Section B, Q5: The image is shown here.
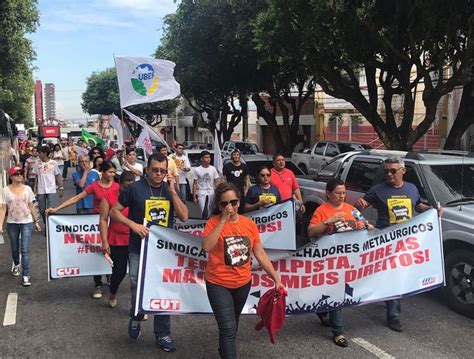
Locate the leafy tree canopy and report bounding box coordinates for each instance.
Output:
[0,0,39,125]
[255,0,474,150]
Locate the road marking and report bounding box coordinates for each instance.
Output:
[3,292,18,326]
[352,337,395,359]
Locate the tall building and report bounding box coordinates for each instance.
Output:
[34,80,43,126]
[44,83,56,122]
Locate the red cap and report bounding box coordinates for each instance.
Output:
[8,166,23,176]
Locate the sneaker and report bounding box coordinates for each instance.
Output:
[388,319,403,332]
[128,320,141,340]
[92,287,102,299]
[108,295,117,308]
[12,265,21,276]
[157,336,176,352]
[22,276,31,287]
[143,314,148,321]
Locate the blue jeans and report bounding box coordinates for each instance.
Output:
[129,251,171,338]
[206,281,251,359]
[63,160,70,179]
[329,309,343,336]
[37,193,57,224]
[178,183,187,202]
[385,299,401,322]
[7,222,34,276]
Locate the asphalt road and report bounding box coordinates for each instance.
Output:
[0,179,473,358]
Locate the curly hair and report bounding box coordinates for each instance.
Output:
[211,182,241,215]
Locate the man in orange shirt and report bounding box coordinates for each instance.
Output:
[270,153,305,213]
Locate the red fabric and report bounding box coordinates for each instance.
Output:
[85,181,120,213]
[105,148,115,162]
[105,190,129,246]
[255,288,287,344]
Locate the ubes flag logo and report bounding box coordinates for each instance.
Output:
[115,56,181,108]
[131,64,159,96]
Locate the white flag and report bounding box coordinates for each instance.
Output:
[214,129,223,175]
[123,109,171,150]
[136,127,153,156]
[109,113,124,147]
[115,56,181,108]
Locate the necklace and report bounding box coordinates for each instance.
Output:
[146,179,164,199]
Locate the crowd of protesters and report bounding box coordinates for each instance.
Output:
[1,136,443,358]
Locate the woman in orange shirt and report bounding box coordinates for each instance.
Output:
[308,178,372,348]
[203,182,284,359]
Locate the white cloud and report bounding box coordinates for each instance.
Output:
[106,0,177,17]
[41,5,134,32]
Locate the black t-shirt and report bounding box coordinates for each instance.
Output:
[118,177,174,253]
[223,162,248,196]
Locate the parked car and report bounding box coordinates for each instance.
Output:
[291,141,372,174]
[183,141,213,150]
[222,141,262,156]
[296,149,474,319]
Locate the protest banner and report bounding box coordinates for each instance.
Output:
[174,200,296,250]
[137,209,443,315]
[47,214,112,279]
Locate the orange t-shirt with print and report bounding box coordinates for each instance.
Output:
[310,202,365,235]
[203,215,261,288]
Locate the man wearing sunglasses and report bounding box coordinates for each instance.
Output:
[110,153,188,353]
[355,157,442,333]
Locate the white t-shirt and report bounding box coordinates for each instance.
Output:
[53,150,64,166]
[171,154,191,184]
[63,147,70,161]
[193,165,219,194]
[74,145,89,158]
[124,162,143,182]
[0,186,35,223]
[32,159,60,194]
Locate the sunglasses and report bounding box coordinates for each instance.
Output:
[150,168,168,174]
[384,168,403,175]
[92,151,100,155]
[219,199,239,207]
[260,173,271,177]
[12,172,24,176]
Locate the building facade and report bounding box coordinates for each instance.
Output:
[44,83,56,123]
[34,80,43,126]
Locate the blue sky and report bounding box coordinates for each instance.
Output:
[29,0,177,120]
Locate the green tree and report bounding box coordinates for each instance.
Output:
[157,1,251,146]
[158,0,314,153]
[0,0,39,125]
[81,68,179,138]
[255,0,474,150]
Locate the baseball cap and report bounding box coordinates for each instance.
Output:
[8,166,23,176]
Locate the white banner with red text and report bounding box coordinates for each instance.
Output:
[174,200,296,250]
[136,209,444,314]
[47,214,112,279]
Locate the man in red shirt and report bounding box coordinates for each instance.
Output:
[270,153,305,213]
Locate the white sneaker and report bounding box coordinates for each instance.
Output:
[22,276,31,286]
[12,265,21,276]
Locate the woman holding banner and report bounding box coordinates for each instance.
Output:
[99,171,135,308]
[308,178,372,347]
[202,182,284,359]
[46,161,119,298]
[245,166,281,212]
